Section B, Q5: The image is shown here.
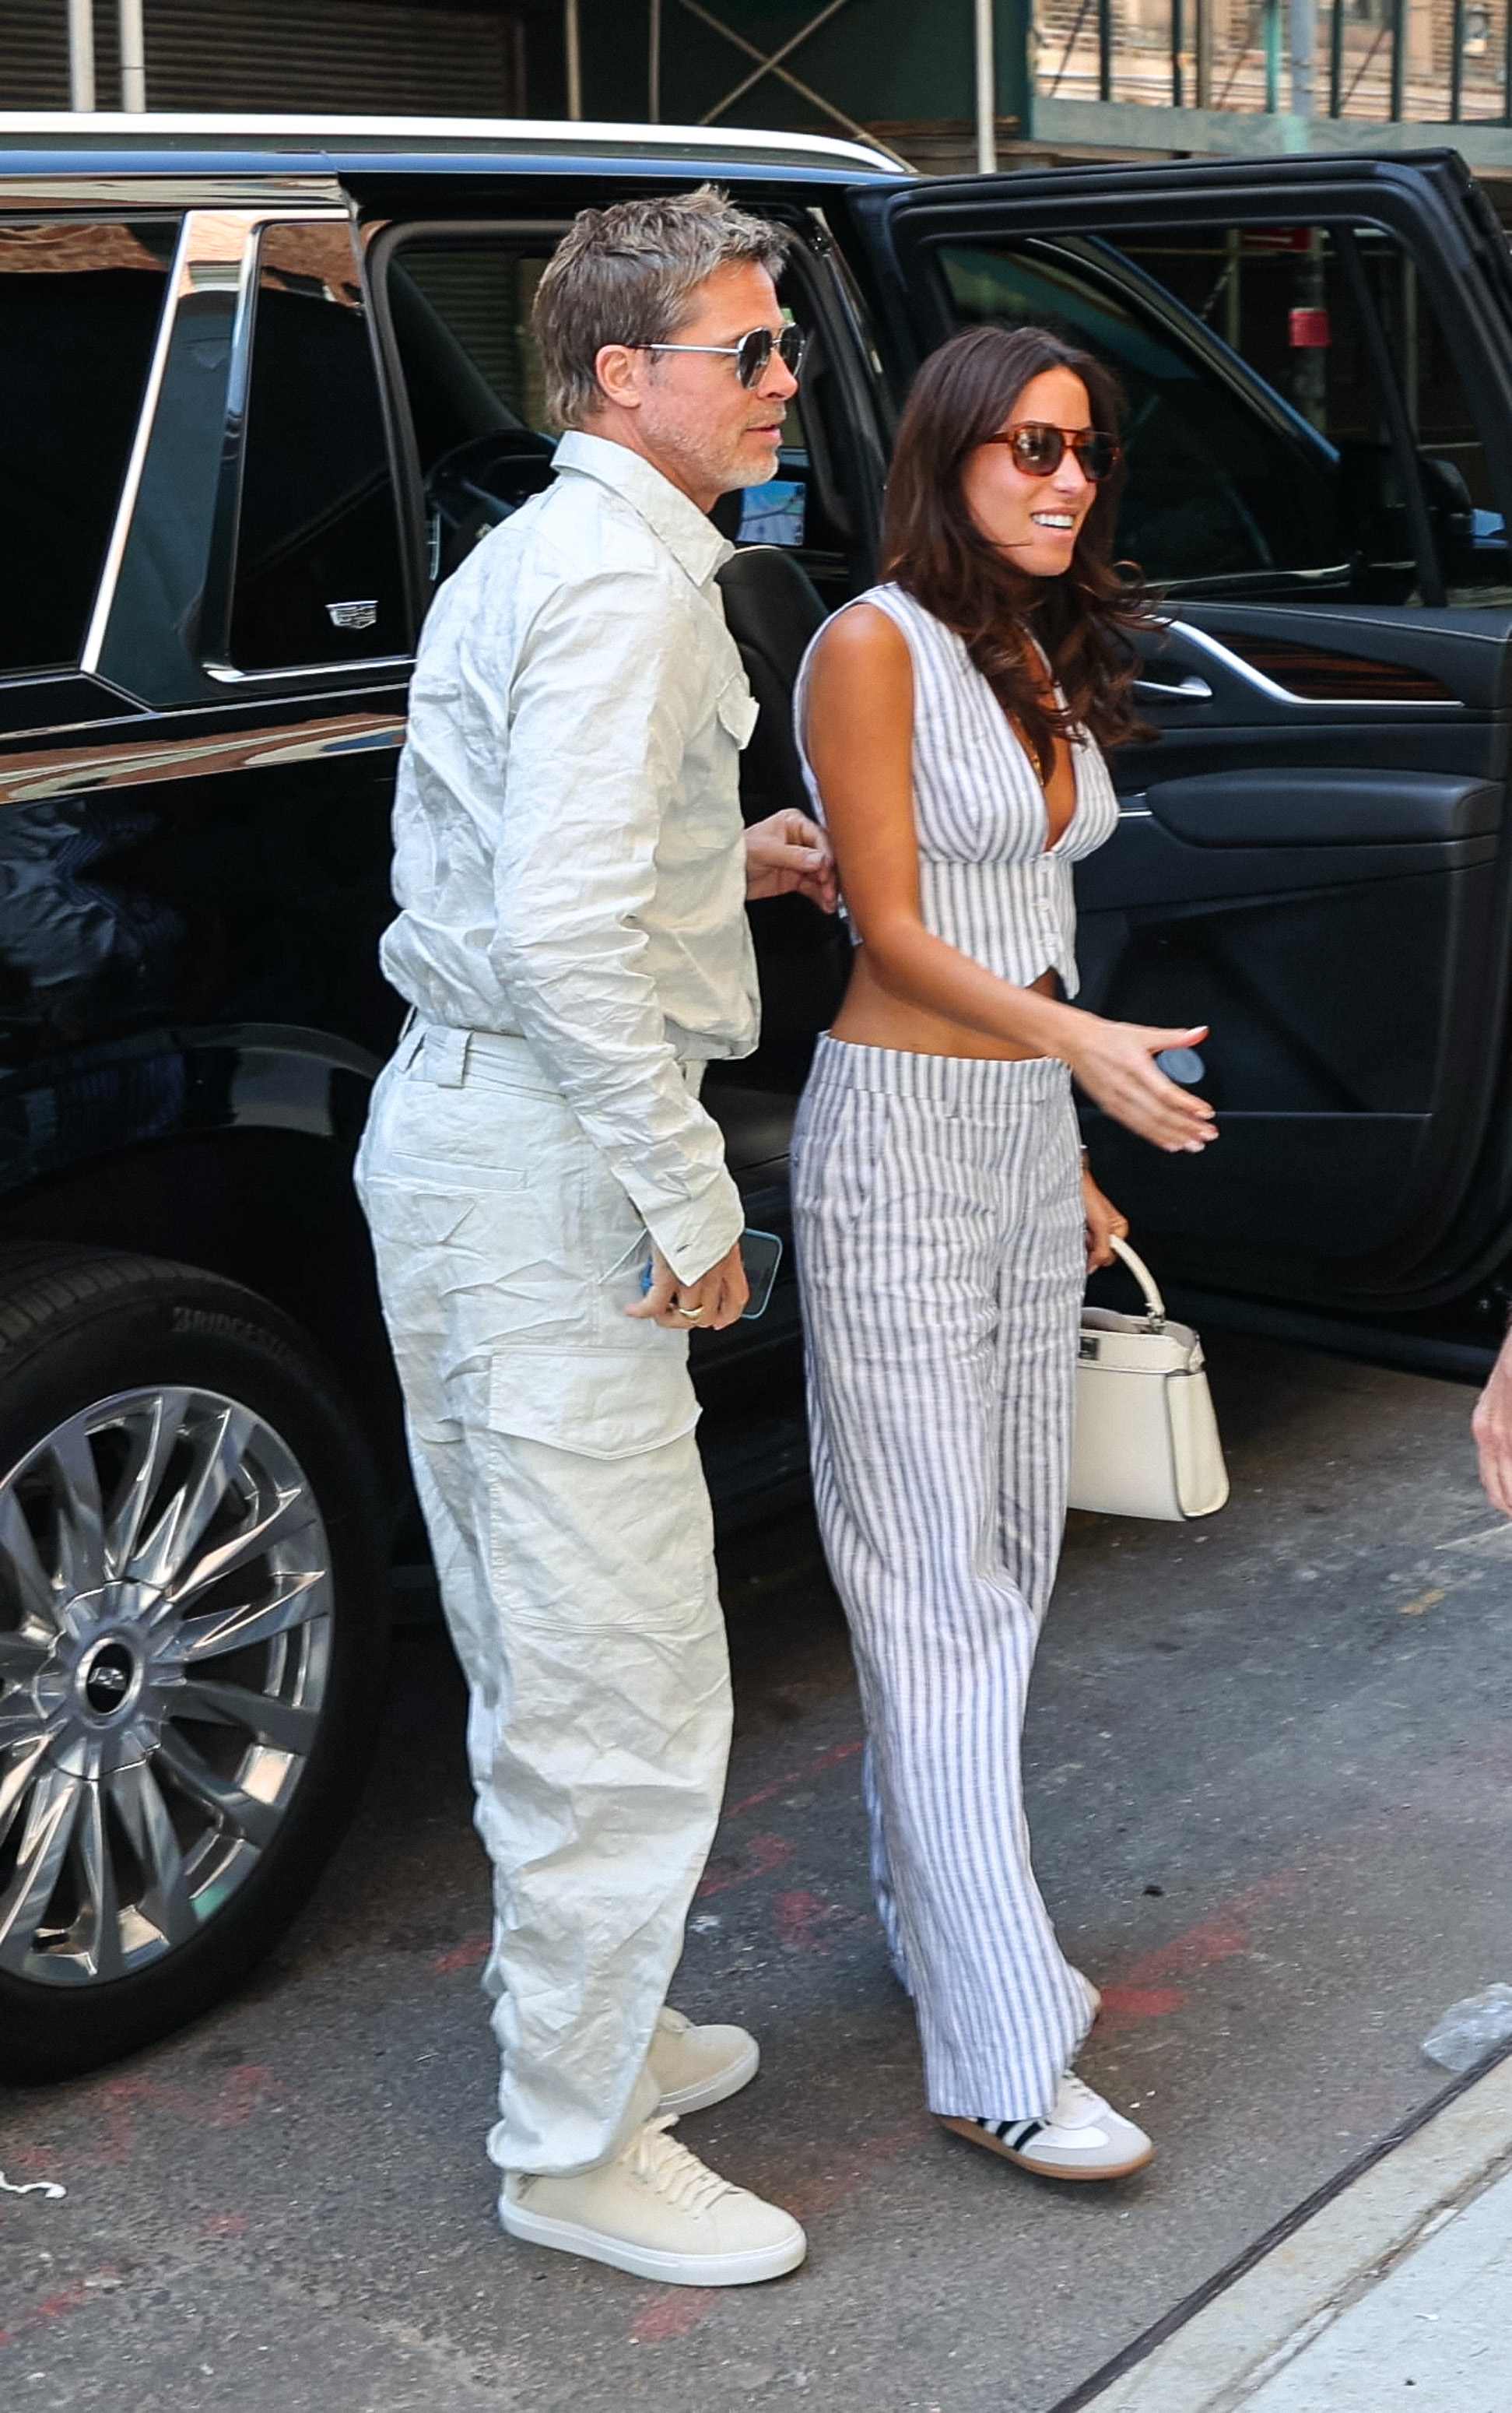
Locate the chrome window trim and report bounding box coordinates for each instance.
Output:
[1163,619,1465,710]
[79,205,353,690]
[199,206,356,669]
[77,209,191,676]
[203,209,412,684]
[205,656,412,687]
[0,175,345,211]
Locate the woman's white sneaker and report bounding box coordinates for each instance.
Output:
[648,2005,760,2115]
[941,2074,1152,2181]
[500,2115,807,2285]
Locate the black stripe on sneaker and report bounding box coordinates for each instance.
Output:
[1007,2120,1046,2152]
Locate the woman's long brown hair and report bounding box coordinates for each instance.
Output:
[882,323,1155,767]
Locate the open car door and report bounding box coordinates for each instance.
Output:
[838,153,1512,1319]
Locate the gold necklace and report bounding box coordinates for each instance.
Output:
[1012,714,1047,787]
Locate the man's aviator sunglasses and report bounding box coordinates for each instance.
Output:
[632,323,808,389]
[986,423,1122,482]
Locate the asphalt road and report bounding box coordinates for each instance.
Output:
[3,1333,1511,2412]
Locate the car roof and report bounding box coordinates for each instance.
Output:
[0,110,902,185]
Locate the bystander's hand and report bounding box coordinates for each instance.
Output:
[626,1240,748,1332]
[1472,1329,1512,1515]
[744,809,837,911]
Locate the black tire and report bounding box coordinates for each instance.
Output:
[0,1249,389,2082]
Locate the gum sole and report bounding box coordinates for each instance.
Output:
[656,2036,761,2117]
[939,2114,1153,2182]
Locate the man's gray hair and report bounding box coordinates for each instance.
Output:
[533,184,793,432]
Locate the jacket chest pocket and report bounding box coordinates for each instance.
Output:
[668,675,759,859]
[716,675,759,752]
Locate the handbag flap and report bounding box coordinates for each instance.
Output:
[1079,1310,1203,1375]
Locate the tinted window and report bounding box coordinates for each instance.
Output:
[391,244,554,457]
[384,241,562,589]
[228,223,407,671]
[387,237,857,602]
[939,223,1506,608]
[0,219,175,676]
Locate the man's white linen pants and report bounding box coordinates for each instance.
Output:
[355,1023,732,2177]
[791,1035,1096,2129]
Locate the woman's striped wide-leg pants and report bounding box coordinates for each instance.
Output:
[791,1034,1096,2124]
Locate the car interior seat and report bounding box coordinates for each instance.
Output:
[715,546,851,1082]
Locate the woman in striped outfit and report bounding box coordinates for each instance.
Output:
[791,325,1217,2183]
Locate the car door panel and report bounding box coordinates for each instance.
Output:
[1077,857,1500,1277]
[1078,824,1497,917]
[1139,768,1500,848]
[843,157,1512,1306]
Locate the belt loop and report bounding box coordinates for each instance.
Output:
[395,1008,424,1074]
[430,1026,469,1088]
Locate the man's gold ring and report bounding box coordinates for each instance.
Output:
[675,1304,705,1321]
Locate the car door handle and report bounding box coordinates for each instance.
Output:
[1134,674,1213,704]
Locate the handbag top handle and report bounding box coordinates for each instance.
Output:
[1107,1233,1167,1330]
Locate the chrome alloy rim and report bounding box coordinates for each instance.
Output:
[0,1389,332,1988]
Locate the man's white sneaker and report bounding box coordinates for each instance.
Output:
[942,2074,1152,2181]
[649,2005,760,2116]
[500,2116,806,2286]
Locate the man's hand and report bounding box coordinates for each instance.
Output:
[626,1240,748,1333]
[1472,1329,1512,1515]
[744,809,837,911]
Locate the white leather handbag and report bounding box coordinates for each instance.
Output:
[1068,1235,1229,1522]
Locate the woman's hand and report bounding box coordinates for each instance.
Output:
[1058,1018,1217,1154]
[625,1240,749,1333]
[1472,1331,1512,1516]
[1082,1168,1128,1272]
[744,809,838,911]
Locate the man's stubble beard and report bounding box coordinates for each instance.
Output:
[651,410,779,504]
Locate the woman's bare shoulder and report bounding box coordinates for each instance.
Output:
[809,599,911,686]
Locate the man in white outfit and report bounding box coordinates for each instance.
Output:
[355,188,834,2285]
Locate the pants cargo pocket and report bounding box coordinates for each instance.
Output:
[483,1347,713,1635]
[488,1348,697,1462]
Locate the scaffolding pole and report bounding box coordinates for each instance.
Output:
[68,0,95,110]
[974,0,996,172]
[564,0,583,118]
[1291,0,1315,114]
[118,0,146,109]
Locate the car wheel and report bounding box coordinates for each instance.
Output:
[0,1249,389,2082]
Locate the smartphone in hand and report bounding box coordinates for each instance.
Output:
[640,1228,784,1320]
[737,1228,783,1319]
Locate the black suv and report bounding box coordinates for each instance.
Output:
[5,114,1512,2081]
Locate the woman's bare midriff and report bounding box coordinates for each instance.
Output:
[830,953,1062,1061]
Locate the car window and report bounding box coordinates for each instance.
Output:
[938,223,1507,609]
[383,230,868,607]
[226,223,408,672]
[381,238,560,588]
[0,219,177,678]
[391,244,554,447]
